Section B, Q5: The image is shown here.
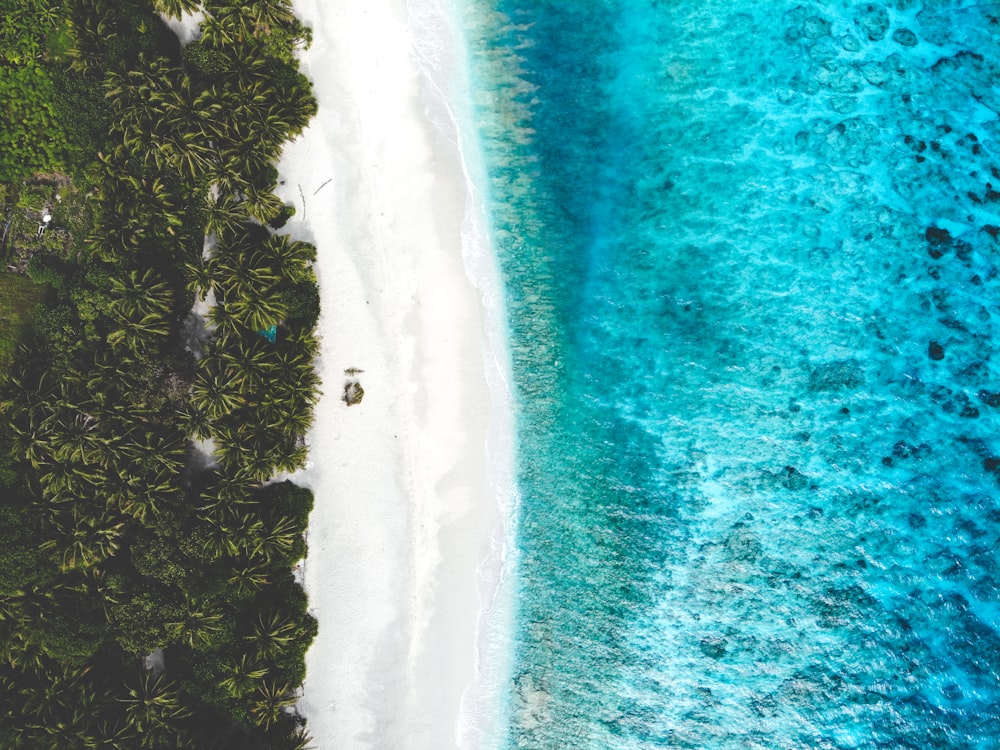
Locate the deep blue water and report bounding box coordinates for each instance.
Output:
[460,1,1000,747]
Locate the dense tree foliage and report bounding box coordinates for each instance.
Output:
[0,0,112,182]
[0,1,321,747]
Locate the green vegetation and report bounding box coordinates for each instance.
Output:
[0,0,64,65]
[0,273,47,368]
[0,1,322,747]
[0,0,111,183]
[0,64,69,182]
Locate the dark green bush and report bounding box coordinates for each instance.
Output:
[33,592,109,668]
[182,40,230,78]
[0,504,59,595]
[52,69,112,161]
[257,481,314,529]
[267,203,295,229]
[280,279,320,330]
[0,0,64,66]
[0,64,68,181]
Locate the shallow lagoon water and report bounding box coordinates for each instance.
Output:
[458,1,1000,747]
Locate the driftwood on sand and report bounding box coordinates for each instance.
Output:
[343,368,364,405]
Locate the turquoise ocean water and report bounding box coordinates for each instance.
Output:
[457,1,1000,747]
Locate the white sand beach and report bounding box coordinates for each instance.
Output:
[273,1,510,748]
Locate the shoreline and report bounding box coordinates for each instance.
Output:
[276,1,511,747]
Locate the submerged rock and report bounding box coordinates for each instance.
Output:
[928,341,945,360]
[892,28,919,47]
[853,3,890,41]
[724,522,764,562]
[808,359,864,391]
[803,15,832,39]
[779,465,809,490]
[699,635,728,659]
[926,225,952,246]
[977,389,1000,407]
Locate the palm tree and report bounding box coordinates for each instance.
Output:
[106,58,177,132]
[248,681,296,729]
[239,184,286,223]
[210,247,280,302]
[6,405,52,469]
[107,59,218,187]
[225,562,271,598]
[171,134,216,183]
[0,595,25,625]
[283,325,320,357]
[286,727,314,750]
[243,0,295,35]
[268,347,311,378]
[206,303,242,340]
[115,471,179,524]
[218,653,268,698]
[43,509,125,571]
[184,259,214,298]
[200,505,264,560]
[116,430,187,476]
[246,106,297,155]
[215,120,279,179]
[256,391,314,436]
[266,348,321,403]
[213,423,290,480]
[120,118,182,174]
[65,1,120,73]
[198,466,258,508]
[19,672,101,746]
[104,61,157,113]
[161,84,220,179]
[69,567,121,609]
[105,174,185,244]
[274,436,309,476]
[203,193,247,239]
[274,80,317,139]
[118,673,190,748]
[262,235,316,281]
[216,334,272,394]
[37,460,101,505]
[0,364,54,422]
[226,293,287,333]
[152,0,201,20]
[245,610,299,657]
[215,48,269,88]
[203,2,294,44]
[93,719,137,750]
[110,269,175,322]
[252,515,300,563]
[190,364,242,421]
[205,158,252,198]
[42,410,111,468]
[179,402,213,440]
[165,597,224,648]
[106,312,172,353]
[0,625,46,673]
[226,75,273,112]
[199,12,236,48]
